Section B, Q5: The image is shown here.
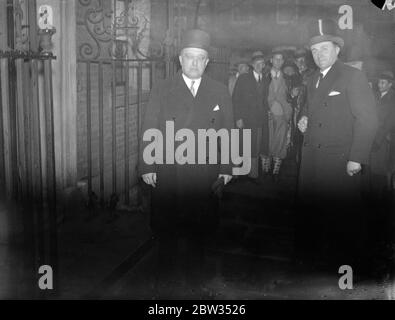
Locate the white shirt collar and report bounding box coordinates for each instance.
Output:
[253,70,263,82]
[320,66,332,78]
[270,68,282,80]
[182,74,202,93]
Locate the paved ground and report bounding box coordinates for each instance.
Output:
[93,160,394,300]
[1,159,394,299]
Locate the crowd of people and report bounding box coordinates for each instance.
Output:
[229,33,395,201]
[140,19,395,294]
[231,48,314,182]
[229,19,395,273]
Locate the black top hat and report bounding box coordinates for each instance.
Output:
[180,29,210,52]
[307,18,344,48]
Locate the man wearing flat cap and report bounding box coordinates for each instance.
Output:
[296,19,379,270]
[139,29,234,295]
[232,50,270,181]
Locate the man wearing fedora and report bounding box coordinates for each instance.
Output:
[140,29,234,295]
[296,19,379,270]
[228,59,250,96]
[232,50,270,182]
[367,71,395,265]
[294,48,315,85]
[370,71,395,199]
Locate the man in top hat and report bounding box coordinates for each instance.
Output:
[296,19,378,270]
[232,50,270,182]
[140,29,234,295]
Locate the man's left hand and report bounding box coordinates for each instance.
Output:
[347,161,362,176]
[219,174,232,185]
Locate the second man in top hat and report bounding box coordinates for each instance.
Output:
[296,18,379,269]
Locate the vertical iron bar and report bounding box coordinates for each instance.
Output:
[0,57,13,199]
[43,57,58,294]
[86,62,92,198]
[15,57,27,200]
[6,0,14,49]
[136,62,144,208]
[98,61,104,206]
[150,61,155,90]
[0,57,5,197]
[30,57,44,299]
[23,60,32,201]
[112,61,117,195]
[137,62,143,174]
[6,1,17,201]
[22,58,35,298]
[124,61,130,205]
[27,0,38,52]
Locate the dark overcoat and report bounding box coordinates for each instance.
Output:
[139,71,234,234]
[298,60,378,203]
[232,71,270,156]
[370,89,395,176]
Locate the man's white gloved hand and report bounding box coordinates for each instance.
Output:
[142,173,157,187]
[219,174,232,185]
[347,161,362,177]
[298,116,308,133]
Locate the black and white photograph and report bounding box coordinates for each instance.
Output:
[1,0,395,302]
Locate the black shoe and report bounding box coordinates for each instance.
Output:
[249,177,261,185]
[261,172,271,180]
[272,174,280,183]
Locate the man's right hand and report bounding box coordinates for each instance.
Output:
[142,173,157,188]
[236,119,244,129]
[298,116,308,133]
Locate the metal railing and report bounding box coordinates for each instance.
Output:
[76,58,167,210]
[0,49,58,296]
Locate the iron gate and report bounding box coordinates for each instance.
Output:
[0,0,58,297]
[76,0,231,211]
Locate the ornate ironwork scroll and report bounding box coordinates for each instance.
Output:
[77,0,113,59]
[77,0,165,60]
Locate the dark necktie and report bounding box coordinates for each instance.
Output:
[190,81,196,97]
[316,73,324,89]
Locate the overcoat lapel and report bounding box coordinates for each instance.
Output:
[246,71,261,93]
[168,72,195,128]
[310,60,341,113]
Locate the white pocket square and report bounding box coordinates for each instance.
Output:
[213,105,220,111]
[329,91,341,96]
